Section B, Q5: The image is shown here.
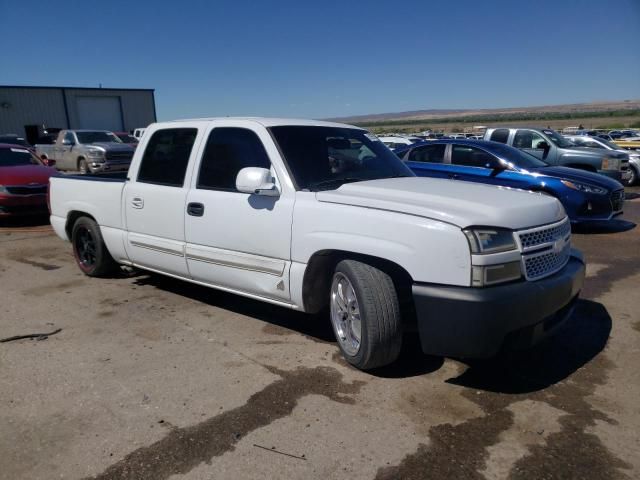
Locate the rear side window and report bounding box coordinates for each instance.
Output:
[451,145,499,168]
[408,144,446,163]
[197,128,271,191]
[137,128,197,186]
[490,129,510,144]
[513,130,547,149]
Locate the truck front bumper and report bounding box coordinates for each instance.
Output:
[412,253,585,358]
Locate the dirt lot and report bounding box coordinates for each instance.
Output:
[1,188,639,480]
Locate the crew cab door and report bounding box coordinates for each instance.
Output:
[59,131,76,170]
[123,126,201,277]
[184,124,294,302]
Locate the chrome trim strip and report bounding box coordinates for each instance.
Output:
[129,240,184,257]
[185,253,285,276]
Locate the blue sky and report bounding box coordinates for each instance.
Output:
[2,0,639,120]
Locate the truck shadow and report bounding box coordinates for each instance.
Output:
[132,273,336,343]
[445,299,611,394]
[132,274,609,388]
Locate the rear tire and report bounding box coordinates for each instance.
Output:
[71,217,118,277]
[78,158,89,175]
[625,166,638,186]
[330,259,402,370]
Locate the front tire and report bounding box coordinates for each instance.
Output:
[71,217,118,277]
[330,260,402,370]
[78,158,89,175]
[625,166,638,186]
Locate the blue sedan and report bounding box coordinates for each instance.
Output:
[393,139,625,224]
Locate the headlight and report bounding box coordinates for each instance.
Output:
[601,157,620,170]
[0,185,7,193]
[87,148,105,158]
[463,228,517,254]
[560,180,607,195]
[471,262,522,287]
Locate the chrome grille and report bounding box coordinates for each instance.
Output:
[611,189,624,212]
[524,242,571,280]
[105,152,133,162]
[518,218,571,281]
[518,218,571,251]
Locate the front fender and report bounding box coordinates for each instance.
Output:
[291,195,471,287]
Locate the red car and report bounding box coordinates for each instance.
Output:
[0,144,59,217]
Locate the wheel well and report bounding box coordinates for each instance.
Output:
[302,250,415,319]
[565,163,597,172]
[65,211,96,239]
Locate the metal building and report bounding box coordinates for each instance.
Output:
[0,85,156,144]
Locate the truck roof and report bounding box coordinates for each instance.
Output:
[169,117,362,129]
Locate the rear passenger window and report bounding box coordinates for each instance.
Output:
[490,129,510,144]
[197,128,271,191]
[451,145,499,168]
[137,128,197,186]
[408,144,446,163]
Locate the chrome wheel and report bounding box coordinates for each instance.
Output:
[79,159,88,174]
[330,273,362,356]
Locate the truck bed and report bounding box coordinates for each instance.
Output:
[49,174,127,242]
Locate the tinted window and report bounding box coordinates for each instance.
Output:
[197,128,271,191]
[451,145,499,168]
[269,126,412,191]
[490,129,510,143]
[0,148,41,166]
[63,131,75,144]
[76,131,121,144]
[137,128,197,186]
[408,144,446,163]
[513,130,547,149]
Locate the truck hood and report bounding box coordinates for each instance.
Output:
[316,177,566,230]
[89,142,135,153]
[568,147,627,159]
[529,166,623,190]
[0,164,59,185]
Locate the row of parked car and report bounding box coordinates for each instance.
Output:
[0,123,635,223]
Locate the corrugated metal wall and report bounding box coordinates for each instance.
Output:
[0,87,156,137]
[0,87,68,134]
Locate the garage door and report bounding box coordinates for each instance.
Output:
[75,96,123,131]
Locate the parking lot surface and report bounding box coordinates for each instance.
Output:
[1,188,639,480]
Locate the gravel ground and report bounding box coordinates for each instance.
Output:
[1,187,638,480]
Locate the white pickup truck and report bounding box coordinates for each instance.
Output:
[49,118,585,370]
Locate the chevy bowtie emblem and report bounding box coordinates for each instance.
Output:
[553,237,565,254]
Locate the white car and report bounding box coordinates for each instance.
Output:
[566,135,638,185]
[379,136,420,149]
[49,117,585,370]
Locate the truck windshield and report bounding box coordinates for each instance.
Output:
[269,126,413,191]
[0,148,41,166]
[542,129,575,148]
[76,131,122,144]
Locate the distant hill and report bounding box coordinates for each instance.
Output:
[328,100,640,124]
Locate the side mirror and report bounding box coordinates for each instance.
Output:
[44,158,56,167]
[62,139,74,146]
[537,141,550,150]
[236,167,279,196]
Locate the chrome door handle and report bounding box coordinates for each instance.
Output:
[131,197,144,209]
